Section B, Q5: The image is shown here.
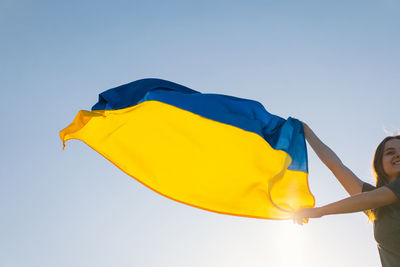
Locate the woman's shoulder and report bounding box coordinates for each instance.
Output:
[385,177,400,200]
[362,179,400,200]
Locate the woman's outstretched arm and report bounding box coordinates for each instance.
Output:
[293,186,399,225]
[302,122,364,196]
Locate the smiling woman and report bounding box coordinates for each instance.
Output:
[294,124,400,267]
[378,137,400,183]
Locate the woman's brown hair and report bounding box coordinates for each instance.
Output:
[369,135,400,220]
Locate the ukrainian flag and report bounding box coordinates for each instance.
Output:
[60,78,314,219]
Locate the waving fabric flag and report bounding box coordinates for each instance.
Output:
[60,78,315,219]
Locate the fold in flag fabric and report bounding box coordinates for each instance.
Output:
[60,78,315,219]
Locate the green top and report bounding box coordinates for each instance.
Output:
[363,177,400,267]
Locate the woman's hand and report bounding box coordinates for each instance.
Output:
[293,207,324,225]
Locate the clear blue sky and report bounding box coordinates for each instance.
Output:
[1,1,399,266]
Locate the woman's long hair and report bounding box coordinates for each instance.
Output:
[369,135,400,220]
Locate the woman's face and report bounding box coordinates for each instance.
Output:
[382,138,400,182]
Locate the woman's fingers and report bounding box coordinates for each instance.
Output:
[292,214,306,225]
[293,208,317,225]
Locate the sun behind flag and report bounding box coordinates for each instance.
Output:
[60,78,315,219]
